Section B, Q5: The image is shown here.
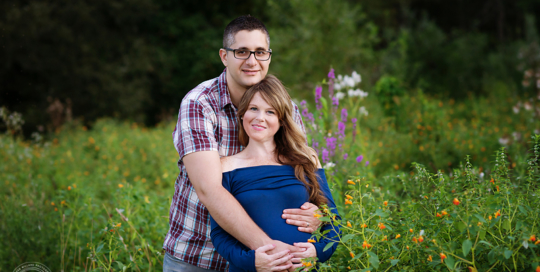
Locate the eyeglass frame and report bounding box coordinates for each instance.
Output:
[223,47,273,61]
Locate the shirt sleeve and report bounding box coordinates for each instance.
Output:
[312,169,341,263]
[209,172,256,271]
[172,98,218,161]
[291,100,306,135]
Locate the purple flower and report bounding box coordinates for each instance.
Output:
[338,122,346,137]
[341,108,348,122]
[300,100,307,108]
[365,161,369,166]
[356,155,363,163]
[322,148,329,163]
[343,153,348,160]
[351,117,357,124]
[332,96,339,106]
[315,86,322,103]
[326,137,337,150]
[328,68,335,79]
[302,108,309,118]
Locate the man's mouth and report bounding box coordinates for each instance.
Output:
[243,69,259,75]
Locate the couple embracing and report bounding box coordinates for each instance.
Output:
[163,15,341,272]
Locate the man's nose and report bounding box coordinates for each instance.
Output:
[245,53,257,65]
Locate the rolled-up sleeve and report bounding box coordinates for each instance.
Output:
[173,99,218,161]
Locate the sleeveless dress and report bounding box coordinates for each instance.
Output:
[209,165,340,272]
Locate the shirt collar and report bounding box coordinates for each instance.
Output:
[218,69,235,110]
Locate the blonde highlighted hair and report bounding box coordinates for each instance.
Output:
[237,75,327,206]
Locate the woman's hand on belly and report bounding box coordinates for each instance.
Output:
[255,244,293,272]
[290,242,317,270]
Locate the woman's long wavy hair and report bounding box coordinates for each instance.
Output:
[237,75,327,206]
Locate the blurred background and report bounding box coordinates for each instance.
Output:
[2,0,540,136]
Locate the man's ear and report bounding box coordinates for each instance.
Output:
[219,49,228,67]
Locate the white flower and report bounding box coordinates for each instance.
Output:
[498,137,509,146]
[512,105,519,114]
[512,132,521,141]
[334,82,342,91]
[323,162,336,169]
[359,106,369,116]
[337,74,343,81]
[419,230,424,236]
[352,71,362,84]
[343,75,355,88]
[524,101,533,111]
[479,172,484,179]
[335,92,345,100]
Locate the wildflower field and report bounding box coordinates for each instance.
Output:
[1,69,540,271]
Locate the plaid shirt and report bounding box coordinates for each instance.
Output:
[163,70,305,271]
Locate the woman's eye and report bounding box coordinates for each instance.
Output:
[250,107,257,111]
[267,111,275,115]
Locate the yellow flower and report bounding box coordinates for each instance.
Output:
[345,199,353,205]
[395,234,401,239]
[116,223,121,227]
[347,180,355,185]
[118,184,124,188]
[427,255,433,262]
[308,239,316,243]
[313,213,322,218]
[302,261,312,267]
[347,221,352,228]
[345,195,353,200]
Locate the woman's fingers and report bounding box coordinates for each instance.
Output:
[291,257,303,263]
[270,253,293,270]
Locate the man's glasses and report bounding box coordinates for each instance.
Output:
[224,47,272,61]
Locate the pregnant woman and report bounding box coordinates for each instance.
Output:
[210,75,340,271]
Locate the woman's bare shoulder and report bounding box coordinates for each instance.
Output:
[220,154,245,173]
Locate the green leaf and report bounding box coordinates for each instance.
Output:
[367,251,380,269]
[503,248,513,259]
[375,209,389,218]
[456,221,466,232]
[474,214,486,223]
[518,205,527,215]
[479,230,486,240]
[390,259,399,266]
[479,240,493,248]
[323,242,335,252]
[319,217,331,223]
[445,254,455,270]
[462,239,473,257]
[503,220,511,230]
[96,242,104,254]
[341,234,355,243]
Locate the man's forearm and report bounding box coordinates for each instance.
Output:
[200,185,272,250]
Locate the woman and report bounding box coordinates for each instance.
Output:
[210,75,340,272]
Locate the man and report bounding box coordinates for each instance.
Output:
[163,15,321,271]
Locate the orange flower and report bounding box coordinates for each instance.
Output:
[350,251,355,258]
[347,221,352,228]
[418,236,424,243]
[116,223,121,227]
[453,198,460,205]
[395,234,401,239]
[345,199,353,205]
[530,235,536,242]
[362,241,372,248]
[60,200,66,205]
[477,222,482,226]
[536,266,540,272]
[409,228,413,233]
[496,185,499,192]
[412,237,418,243]
[535,240,540,245]
[313,213,322,218]
[378,222,386,230]
[436,213,442,218]
[51,202,55,206]
[346,195,353,199]
[440,253,447,262]
[382,236,388,241]
[489,178,494,184]
[308,239,316,243]
[383,201,388,206]
[441,210,448,216]
[110,229,115,232]
[118,184,124,188]
[361,223,367,228]
[54,208,58,211]
[406,245,409,250]
[347,180,355,185]
[494,209,501,218]
[302,261,312,267]
[68,186,72,191]
[488,215,492,220]
[427,255,433,262]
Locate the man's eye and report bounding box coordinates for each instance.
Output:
[237,50,247,54]
[256,51,266,55]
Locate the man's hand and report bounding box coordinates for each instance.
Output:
[282,202,321,233]
[255,244,293,272]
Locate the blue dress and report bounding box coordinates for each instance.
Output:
[209,165,340,272]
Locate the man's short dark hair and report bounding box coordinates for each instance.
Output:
[223,15,270,48]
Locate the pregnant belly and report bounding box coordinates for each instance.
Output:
[236,187,312,245]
